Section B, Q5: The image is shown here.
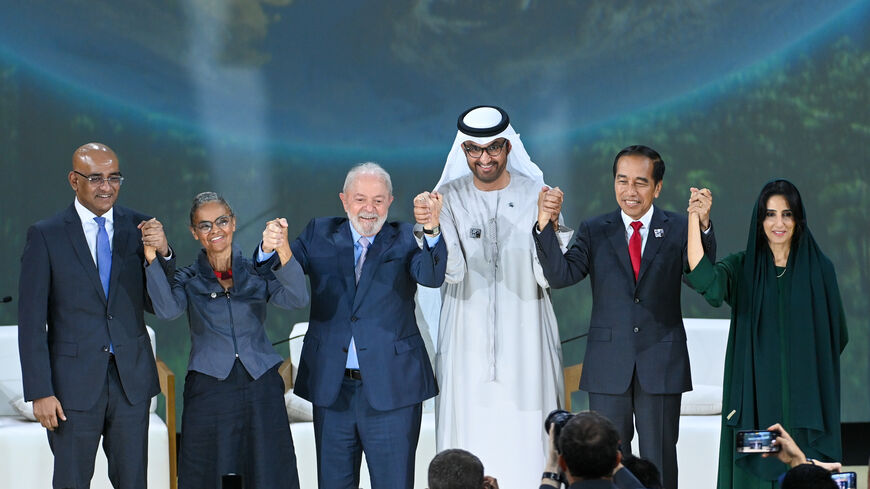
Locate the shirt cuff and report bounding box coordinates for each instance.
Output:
[257,242,276,263]
[424,234,441,248]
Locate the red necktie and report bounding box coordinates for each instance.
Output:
[629,221,643,281]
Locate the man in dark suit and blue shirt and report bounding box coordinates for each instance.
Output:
[533,145,715,489]
[18,142,173,488]
[290,162,447,489]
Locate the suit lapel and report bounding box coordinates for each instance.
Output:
[63,204,107,305]
[637,207,667,284]
[108,207,131,304]
[333,224,356,304]
[605,210,634,281]
[352,224,397,313]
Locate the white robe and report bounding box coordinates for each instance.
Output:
[434,173,571,489]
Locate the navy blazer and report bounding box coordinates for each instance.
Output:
[18,204,164,410]
[534,207,715,395]
[290,217,446,411]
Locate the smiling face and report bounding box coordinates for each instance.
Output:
[463,138,511,190]
[613,154,662,220]
[190,201,236,254]
[69,144,121,216]
[339,172,393,236]
[762,194,795,248]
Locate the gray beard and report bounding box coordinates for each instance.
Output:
[348,211,387,237]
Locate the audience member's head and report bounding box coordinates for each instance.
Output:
[781,464,837,489]
[428,449,484,489]
[558,411,621,480]
[622,454,663,489]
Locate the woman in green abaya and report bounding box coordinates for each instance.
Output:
[685,179,848,489]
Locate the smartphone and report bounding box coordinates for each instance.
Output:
[831,472,857,489]
[735,430,780,453]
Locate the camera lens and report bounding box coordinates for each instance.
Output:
[544,409,574,442]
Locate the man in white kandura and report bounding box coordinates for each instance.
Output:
[414,105,572,489]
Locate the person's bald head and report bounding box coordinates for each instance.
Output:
[68,142,123,216]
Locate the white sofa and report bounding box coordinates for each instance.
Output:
[284,322,437,489]
[0,325,177,489]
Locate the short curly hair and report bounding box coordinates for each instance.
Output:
[428,449,484,489]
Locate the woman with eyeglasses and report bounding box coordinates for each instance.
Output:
[144,192,308,489]
[685,180,848,489]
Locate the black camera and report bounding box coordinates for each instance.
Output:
[544,409,575,443]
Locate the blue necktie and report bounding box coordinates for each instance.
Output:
[94,216,112,298]
[346,236,371,369]
[355,236,370,284]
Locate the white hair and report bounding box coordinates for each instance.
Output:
[343,162,393,195]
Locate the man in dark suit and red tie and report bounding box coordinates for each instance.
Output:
[533,145,716,489]
[289,162,447,489]
[18,142,172,488]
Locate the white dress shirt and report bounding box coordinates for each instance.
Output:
[74,197,113,265]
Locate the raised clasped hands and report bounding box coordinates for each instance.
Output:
[413,191,443,231]
[138,218,169,263]
[687,187,713,231]
[537,186,563,231]
[262,218,292,265]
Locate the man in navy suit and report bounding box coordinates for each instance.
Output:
[290,162,447,489]
[533,145,715,489]
[18,142,172,488]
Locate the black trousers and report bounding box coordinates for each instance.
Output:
[589,368,682,489]
[48,357,150,489]
[179,360,300,489]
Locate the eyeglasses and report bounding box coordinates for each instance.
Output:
[194,215,234,233]
[73,170,125,186]
[463,140,507,158]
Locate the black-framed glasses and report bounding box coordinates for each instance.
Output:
[463,140,507,158]
[195,215,234,233]
[73,170,124,186]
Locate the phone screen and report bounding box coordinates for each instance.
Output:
[831,472,857,489]
[735,430,780,453]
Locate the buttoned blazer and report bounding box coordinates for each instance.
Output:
[534,207,715,394]
[18,204,164,410]
[290,217,446,411]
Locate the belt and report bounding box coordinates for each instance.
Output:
[344,368,362,381]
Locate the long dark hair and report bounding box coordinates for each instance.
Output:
[754,179,805,250]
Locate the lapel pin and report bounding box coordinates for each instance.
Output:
[508,202,514,207]
[470,228,481,239]
[654,228,664,238]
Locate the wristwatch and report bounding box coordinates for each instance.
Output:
[542,471,563,483]
[423,225,441,236]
